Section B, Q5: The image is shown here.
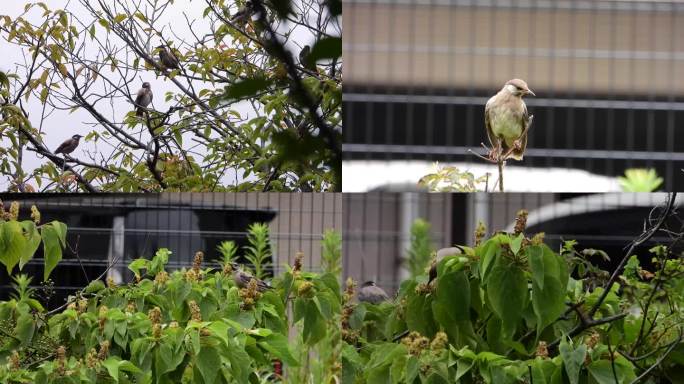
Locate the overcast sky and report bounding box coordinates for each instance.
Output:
[0,0,323,191]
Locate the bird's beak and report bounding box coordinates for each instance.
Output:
[526,89,536,96]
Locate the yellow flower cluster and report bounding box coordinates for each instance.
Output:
[188,300,202,321]
[238,279,262,309]
[401,331,430,356]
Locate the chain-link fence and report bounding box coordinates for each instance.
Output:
[343,0,684,191]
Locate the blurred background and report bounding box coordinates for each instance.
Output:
[343,192,680,294]
[343,0,684,192]
[0,193,342,306]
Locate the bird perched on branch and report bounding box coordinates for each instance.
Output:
[299,45,316,71]
[55,134,83,156]
[230,263,271,292]
[157,45,179,70]
[485,79,535,161]
[134,82,153,117]
[231,1,255,25]
[358,281,389,304]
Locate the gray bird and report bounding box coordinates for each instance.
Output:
[485,79,535,161]
[429,247,463,284]
[157,45,179,70]
[54,134,83,155]
[358,281,389,304]
[230,263,271,292]
[231,1,254,25]
[134,82,153,117]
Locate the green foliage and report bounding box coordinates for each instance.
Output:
[321,229,342,276]
[216,241,238,265]
[619,168,663,192]
[419,163,490,192]
[0,202,66,281]
[406,218,434,279]
[243,223,272,280]
[0,220,344,384]
[343,222,684,383]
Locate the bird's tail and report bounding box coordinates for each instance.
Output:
[136,107,143,117]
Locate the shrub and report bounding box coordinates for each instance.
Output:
[0,204,343,383]
[343,209,684,383]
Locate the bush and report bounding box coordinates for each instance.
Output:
[0,204,343,383]
[342,209,684,383]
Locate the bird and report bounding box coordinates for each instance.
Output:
[429,247,463,284]
[485,78,535,161]
[157,45,179,70]
[231,1,254,25]
[358,281,389,304]
[299,45,315,71]
[230,263,271,292]
[134,82,153,117]
[54,134,83,156]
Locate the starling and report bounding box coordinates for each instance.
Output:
[54,134,83,155]
[358,281,389,304]
[157,45,180,70]
[231,263,271,292]
[134,82,153,117]
[231,1,254,25]
[299,45,315,71]
[428,247,464,284]
[485,79,535,161]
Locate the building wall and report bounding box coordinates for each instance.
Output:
[345,1,684,96]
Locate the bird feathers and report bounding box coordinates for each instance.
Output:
[485,87,531,161]
[158,47,180,70]
[134,86,153,117]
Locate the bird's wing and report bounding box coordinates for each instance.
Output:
[54,140,69,154]
[148,89,153,103]
[134,88,146,107]
[484,96,496,147]
[509,102,530,161]
[371,286,389,300]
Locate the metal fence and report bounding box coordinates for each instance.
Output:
[343,192,679,293]
[343,0,684,191]
[0,193,342,307]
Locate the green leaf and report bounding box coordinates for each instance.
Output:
[478,240,499,283]
[0,221,26,274]
[258,333,299,366]
[41,222,65,281]
[302,299,326,345]
[128,258,149,278]
[530,247,566,334]
[103,357,122,383]
[102,357,142,383]
[149,248,170,274]
[587,359,636,384]
[307,37,342,64]
[223,77,271,100]
[19,221,41,269]
[15,313,35,347]
[85,279,106,294]
[487,259,527,338]
[559,338,586,384]
[527,245,545,290]
[406,291,437,337]
[196,346,221,384]
[510,233,524,255]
